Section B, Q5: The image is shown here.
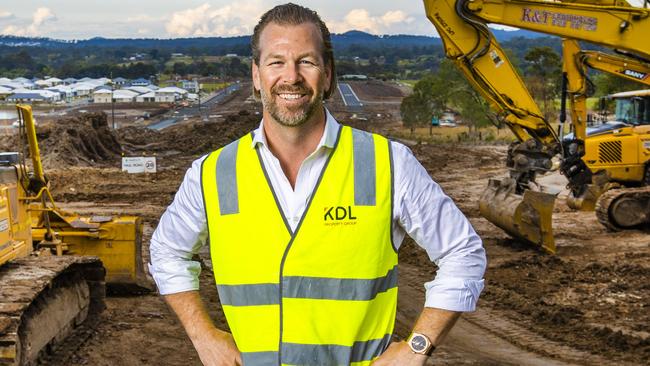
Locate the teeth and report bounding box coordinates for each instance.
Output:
[279,93,302,100]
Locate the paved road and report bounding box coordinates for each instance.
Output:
[147,83,242,131]
[337,83,363,107]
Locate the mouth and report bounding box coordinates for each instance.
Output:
[275,92,308,104]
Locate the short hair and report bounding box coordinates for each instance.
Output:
[251,3,337,99]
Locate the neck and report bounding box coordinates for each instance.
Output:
[263,107,327,188]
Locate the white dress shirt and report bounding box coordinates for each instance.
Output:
[149,109,486,311]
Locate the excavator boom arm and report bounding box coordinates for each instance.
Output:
[464,0,650,60]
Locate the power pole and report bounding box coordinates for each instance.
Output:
[110,72,115,129]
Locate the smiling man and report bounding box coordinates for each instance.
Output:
[149,3,486,366]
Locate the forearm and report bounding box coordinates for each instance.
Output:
[164,290,217,340]
[411,307,461,346]
[164,291,242,365]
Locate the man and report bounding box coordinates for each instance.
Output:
[149,3,486,366]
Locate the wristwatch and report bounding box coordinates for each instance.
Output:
[406,332,435,356]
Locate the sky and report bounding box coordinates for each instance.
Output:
[0,1,439,39]
[1,0,646,40]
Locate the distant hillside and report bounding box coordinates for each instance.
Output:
[0,29,549,52]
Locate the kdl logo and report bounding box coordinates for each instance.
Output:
[324,206,357,221]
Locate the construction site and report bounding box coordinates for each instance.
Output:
[1,0,650,365]
[0,77,646,365]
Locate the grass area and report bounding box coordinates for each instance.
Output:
[399,80,418,88]
[202,82,230,93]
[389,124,517,144]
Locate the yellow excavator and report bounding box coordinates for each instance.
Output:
[423,0,650,253]
[0,105,146,365]
[563,39,650,211]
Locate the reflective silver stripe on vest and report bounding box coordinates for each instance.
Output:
[282,334,392,365]
[283,265,397,301]
[241,351,279,366]
[217,283,279,306]
[216,139,240,215]
[216,265,396,306]
[352,129,376,206]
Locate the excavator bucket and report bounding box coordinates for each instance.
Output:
[479,179,557,254]
[566,184,604,211]
[31,208,151,291]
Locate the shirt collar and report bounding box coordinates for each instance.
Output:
[251,108,340,150]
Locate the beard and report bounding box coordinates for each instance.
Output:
[260,80,324,127]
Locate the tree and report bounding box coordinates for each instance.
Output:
[400,71,451,134]
[436,60,500,130]
[400,93,431,135]
[523,46,562,121]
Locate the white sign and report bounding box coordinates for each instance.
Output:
[122,157,157,174]
[644,140,650,150]
[143,157,157,173]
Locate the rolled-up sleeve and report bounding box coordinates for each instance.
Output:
[149,156,208,295]
[392,142,486,312]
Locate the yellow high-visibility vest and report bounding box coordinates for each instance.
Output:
[201,126,397,366]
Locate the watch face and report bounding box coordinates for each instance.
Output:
[410,335,427,352]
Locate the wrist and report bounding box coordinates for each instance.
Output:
[406,332,436,356]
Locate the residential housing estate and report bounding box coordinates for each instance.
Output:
[0,76,198,104]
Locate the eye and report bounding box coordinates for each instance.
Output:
[300,59,316,65]
[268,60,283,66]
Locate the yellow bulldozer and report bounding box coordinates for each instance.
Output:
[423,0,650,253]
[0,105,146,365]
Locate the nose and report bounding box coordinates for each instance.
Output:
[281,61,302,84]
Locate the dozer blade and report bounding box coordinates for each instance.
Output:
[479,178,557,254]
[31,209,152,291]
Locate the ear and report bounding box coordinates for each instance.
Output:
[252,62,261,93]
[324,63,332,94]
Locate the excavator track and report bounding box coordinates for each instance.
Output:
[595,186,650,231]
[0,256,105,366]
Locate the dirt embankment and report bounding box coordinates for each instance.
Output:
[0,113,122,169]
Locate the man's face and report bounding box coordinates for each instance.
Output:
[253,22,331,127]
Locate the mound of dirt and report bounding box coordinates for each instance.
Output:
[118,111,261,158]
[0,112,123,169]
[39,113,123,168]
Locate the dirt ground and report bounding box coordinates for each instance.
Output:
[4,81,648,365]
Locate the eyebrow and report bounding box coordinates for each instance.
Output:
[263,52,320,62]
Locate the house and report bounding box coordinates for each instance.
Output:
[114,77,128,86]
[93,89,139,103]
[44,77,63,86]
[125,86,154,94]
[7,90,59,103]
[47,85,75,101]
[181,80,199,93]
[155,86,188,103]
[7,93,48,103]
[93,89,113,103]
[136,91,156,103]
[71,83,96,98]
[131,78,151,87]
[113,89,139,103]
[62,77,77,85]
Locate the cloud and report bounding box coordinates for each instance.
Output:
[165,2,265,37]
[0,10,14,19]
[127,14,160,22]
[328,9,415,34]
[2,7,57,36]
